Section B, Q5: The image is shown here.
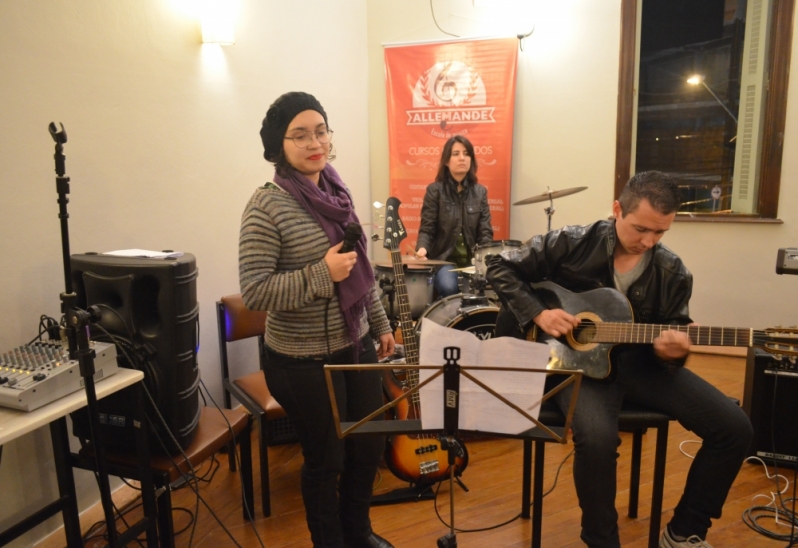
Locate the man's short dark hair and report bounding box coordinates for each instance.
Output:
[618,171,681,216]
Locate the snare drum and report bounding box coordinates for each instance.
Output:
[416,294,499,341]
[473,240,522,278]
[374,264,434,319]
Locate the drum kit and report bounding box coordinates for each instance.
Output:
[373,186,587,339]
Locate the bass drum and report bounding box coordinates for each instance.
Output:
[416,294,499,341]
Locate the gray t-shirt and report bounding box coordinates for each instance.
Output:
[614,250,652,296]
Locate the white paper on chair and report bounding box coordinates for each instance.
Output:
[417,319,551,435]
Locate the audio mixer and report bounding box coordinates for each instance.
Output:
[0,340,119,411]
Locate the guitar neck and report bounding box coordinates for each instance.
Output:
[594,323,758,348]
[389,249,420,366]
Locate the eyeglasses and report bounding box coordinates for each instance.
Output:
[283,128,334,148]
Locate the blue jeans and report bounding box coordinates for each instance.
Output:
[263,339,384,548]
[553,347,752,548]
[434,265,460,298]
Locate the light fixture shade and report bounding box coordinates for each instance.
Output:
[200,1,236,45]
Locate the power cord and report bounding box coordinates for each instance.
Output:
[431,445,574,533]
[430,0,459,38]
[90,320,265,548]
[741,457,797,542]
[26,314,60,345]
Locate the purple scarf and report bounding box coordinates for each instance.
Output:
[274,164,373,357]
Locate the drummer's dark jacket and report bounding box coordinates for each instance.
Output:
[486,218,693,367]
[416,178,493,261]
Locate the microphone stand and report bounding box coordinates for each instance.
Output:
[49,122,120,546]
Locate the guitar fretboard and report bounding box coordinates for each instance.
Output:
[584,323,758,347]
[389,248,421,400]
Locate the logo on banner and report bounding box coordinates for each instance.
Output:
[407,61,495,130]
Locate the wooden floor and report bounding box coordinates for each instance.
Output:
[77,352,795,548]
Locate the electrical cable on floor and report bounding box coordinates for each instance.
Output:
[431,446,575,533]
[678,439,701,459]
[740,456,797,542]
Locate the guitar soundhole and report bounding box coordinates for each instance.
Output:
[566,312,602,351]
[574,320,597,344]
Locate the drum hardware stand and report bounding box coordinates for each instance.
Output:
[469,275,489,298]
[49,122,122,546]
[378,276,401,334]
[543,188,556,232]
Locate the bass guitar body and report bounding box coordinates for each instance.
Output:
[382,369,468,484]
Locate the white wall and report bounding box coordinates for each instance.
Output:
[367,0,798,329]
[0,0,369,544]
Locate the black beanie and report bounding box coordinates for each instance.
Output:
[260,92,328,162]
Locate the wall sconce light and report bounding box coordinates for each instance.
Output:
[687,74,738,124]
[200,0,236,45]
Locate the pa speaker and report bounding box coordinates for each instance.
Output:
[743,349,798,467]
[70,252,200,453]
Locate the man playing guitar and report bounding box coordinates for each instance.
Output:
[487,171,753,548]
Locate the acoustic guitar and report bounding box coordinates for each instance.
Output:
[381,196,469,484]
[519,281,798,379]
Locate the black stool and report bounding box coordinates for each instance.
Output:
[522,400,675,548]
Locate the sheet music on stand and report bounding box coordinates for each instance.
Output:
[323,324,582,547]
[417,320,550,435]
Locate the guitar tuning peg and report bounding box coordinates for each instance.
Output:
[371,234,382,242]
[373,201,385,210]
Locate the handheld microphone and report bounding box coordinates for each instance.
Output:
[339,222,363,253]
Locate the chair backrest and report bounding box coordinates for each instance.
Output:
[217,295,268,408]
[219,294,267,342]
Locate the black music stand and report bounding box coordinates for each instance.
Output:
[324,351,582,547]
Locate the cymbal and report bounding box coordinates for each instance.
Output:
[450,266,476,274]
[513,186,588,206]
[374,257,453,269]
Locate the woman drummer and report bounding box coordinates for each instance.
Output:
[415,135,493,297]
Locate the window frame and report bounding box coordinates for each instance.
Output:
[614,0,795,220]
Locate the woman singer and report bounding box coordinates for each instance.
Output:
[239,91,395,548]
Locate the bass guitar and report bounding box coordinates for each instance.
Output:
[381,196,469,484]
[520,281,798,379]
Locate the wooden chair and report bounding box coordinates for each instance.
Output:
[217,294,293,517]
[522,400,676,548]
[73,405,254,548]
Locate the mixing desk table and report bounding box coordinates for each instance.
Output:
[0,368,152,546]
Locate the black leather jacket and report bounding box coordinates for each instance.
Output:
[486,219,693,333]
[416,179,493,260]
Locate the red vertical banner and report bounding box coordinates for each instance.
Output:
[384,37,518,255]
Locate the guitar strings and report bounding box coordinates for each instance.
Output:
[568,322,794,350]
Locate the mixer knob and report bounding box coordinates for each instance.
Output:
[33,373,46,382]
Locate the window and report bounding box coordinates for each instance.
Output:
[614,0,794,219]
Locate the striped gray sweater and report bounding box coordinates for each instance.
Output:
[239,182,391,358]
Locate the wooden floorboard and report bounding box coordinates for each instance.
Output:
[69,353,796,547]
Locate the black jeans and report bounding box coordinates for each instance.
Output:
[263,339,384,548]
[553,348,753,548]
